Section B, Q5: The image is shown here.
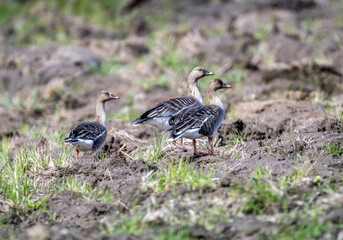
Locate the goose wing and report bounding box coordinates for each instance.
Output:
[65,122,106,144]
[168,105,223,139]
[132,96,201,125]
[168,104,202,126]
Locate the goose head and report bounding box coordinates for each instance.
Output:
[209,79,231,92]
[188,66,214,83]
[97,90,120,103]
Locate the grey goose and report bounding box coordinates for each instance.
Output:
[167,79,231,156]
[132,67,214,137]
[65,91,119,160]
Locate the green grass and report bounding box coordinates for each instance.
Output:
[1,0,177,46]
[134,134,169,163]
[314,54,332,65]
[144,158,214,192]
[227,133,244,148]
[157,46,184,70]
[325,142,343,156]
[300,18,325,44]
[0,125,118,213]
[155,228,195,240]
[267,210,332,240]
[1,125,342,239]
[0,127,75,212]
[58,175,115,203]
[91,58,129,75]
[104,163,339,239]
[2,0,134,45]
[199,22,227,39]
[0,137,51,212]
[50,0,127,27]
[253,21,274,41]
[278,21,298,36]
[139,75,171,90]
[101,213,147,235]
[250,42,275,67]
[236,164,312,215]
[279,164,312,188]
[70,83,86,94]
[0,1,23,24]
[0,93,15,109]
[228,67,246,88]
[237,166,287,215]
[226,133,246,160]
[291,138,304,159]
[101,212,196,239]
[107,107,140,122]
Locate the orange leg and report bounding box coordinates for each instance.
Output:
[173,138,183,145]
[209,138,216,156]
[76,149,79,160]
[193,139,207,156]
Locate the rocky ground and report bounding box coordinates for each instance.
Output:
[1,0,343,239]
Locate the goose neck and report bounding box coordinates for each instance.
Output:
[208,89,224,109]
[96,101,107,127]
[187,80,203,104]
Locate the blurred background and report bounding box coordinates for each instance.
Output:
[1,0,343,134]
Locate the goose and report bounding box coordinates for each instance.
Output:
[65,91,119,160]
[167,79,231,156]
[132,67,214,133]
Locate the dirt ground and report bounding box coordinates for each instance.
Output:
[1,0,343,239]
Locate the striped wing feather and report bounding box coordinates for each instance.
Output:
[65,122,106,142]
[169,105,223,138]
[132,96,200,124]
[168,104,202,126]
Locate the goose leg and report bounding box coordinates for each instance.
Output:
[208,137,216,156]
[76,149,79,160]
[193,139,207,156]
[173,138,184,145]
[95,149,101,161]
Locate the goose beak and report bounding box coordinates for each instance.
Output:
[204,70,214,76]
[110,93,120,99]
[223,83,232,88]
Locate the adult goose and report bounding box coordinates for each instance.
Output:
[167,79,231,156]
[132,67,214,131]
[65,91,119,160]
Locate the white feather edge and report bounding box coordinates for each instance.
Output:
[66,129,106,151]
[172,116,211,140]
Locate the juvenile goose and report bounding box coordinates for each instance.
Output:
[167,79,231,156]
[132,67,214,131]
[65,91,119,160]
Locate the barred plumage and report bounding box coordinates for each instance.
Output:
[167,105,224,140]
[167,79,231,156]
[65,91,119,160]
[65,122,107,152]
[132,67,214,131]
[132,96,201,129]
